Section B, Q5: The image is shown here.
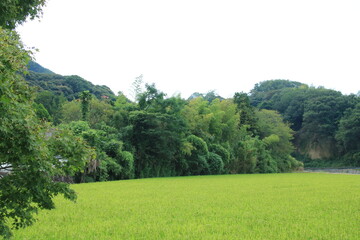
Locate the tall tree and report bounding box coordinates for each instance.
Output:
[130,74,144,102]
[233,92,258,134]
[130,111,185,178]
[1,2,93,237]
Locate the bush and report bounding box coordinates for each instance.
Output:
[209,144,230,165]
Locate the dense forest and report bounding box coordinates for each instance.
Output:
[26,63,360,182]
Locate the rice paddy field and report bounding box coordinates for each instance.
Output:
[12,173,360,239]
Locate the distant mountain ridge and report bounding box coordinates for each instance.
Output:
[28,61,54,74]
[25,61,115,100]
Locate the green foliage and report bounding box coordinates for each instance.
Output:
[206,152,224,174]
[33,102,51,121]
[80,91,92,121]
[35,91,66,124]
[117,151,135,179]
[62,98,114,127]
[184,135,210,175]
[60,100,82,123]
[0,27,93,238]
[138,83,166,111]
[25,71,115,101]
[130,111,185,178]
[188,91,224,102]
[66,121,91,135]
[298,90,348,159]
[256,110,294,155]
[209,144,230,166]
[336,103,360,165]
[181,97,213,140]
[232,135,261,173]
[181,97,240,144]
[250,79,305,108]
[47,128,96,177]
[233,92,259,134]
[250,80,359,166]
[256,109,302,171]
[0,0,46,29]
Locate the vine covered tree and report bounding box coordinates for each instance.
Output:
[80,90,92,121]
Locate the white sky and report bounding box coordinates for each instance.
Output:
[17,0,360,99]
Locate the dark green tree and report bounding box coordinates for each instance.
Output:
[250,79,304,108]
[336,102,360,165]
[35,91,66,124]
[130,111,185,178]
[299,90,348,159]
[233,92,258,134]
[184,135,210,175]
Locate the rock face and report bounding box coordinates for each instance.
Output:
[297,136,338,160]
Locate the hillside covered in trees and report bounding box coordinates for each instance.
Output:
[26,61,115,101]
[250,80,360,167]
[27,63,360,182]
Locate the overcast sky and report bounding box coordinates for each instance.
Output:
[17,0,360,99]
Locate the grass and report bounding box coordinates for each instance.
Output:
[12,173,360,239]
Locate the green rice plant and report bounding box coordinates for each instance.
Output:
[11,173,360,239]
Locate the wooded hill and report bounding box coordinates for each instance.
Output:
[26,61,115,101]
[249,80,360,167]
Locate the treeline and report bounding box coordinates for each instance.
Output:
[31,74,306,182]
[250,80,360,167]
[30,67,360,181]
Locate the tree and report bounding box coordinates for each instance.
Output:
[336,103,360,165]
[0,26,94,238]
[130,111,185,178]
[184,135,210,175]
[233,92,258,134]
[130,74,144,102]
[256,109,301,172]
[62,97,114,128]
[0,0,46,30]
[80,91,92,121]
[61,100,82,123]
[138,83,166,111]
[250,79,304,108]
[299,90,348,159]
[35,91,66,124]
